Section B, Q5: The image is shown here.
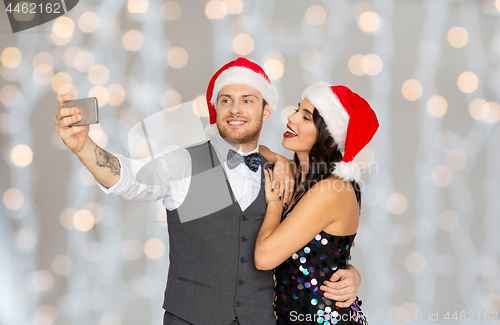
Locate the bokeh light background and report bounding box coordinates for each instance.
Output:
[1,0,500,324]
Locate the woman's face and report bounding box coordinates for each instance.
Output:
[282,98,318,154]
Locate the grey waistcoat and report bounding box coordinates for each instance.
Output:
[163,141,276,325]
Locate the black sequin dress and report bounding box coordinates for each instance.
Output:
[274,200,368,325]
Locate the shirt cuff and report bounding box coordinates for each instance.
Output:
[95,156,131,195]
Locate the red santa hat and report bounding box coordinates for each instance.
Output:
[302,82,379,182]
[205,57,279,138]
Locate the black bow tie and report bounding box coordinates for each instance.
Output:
[227,149,261,172]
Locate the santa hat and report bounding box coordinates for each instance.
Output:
[302,82,379,182]
[205,57,279,138]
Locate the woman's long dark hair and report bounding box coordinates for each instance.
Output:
[292,108,362,211]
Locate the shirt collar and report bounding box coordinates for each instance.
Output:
[211,134,259,159]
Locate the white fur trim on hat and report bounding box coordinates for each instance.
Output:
[332,161,361,182]
[204,123,219,139]
[302,82,349,153]
[210,66,278,113]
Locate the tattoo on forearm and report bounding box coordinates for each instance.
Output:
[95,145,121,176]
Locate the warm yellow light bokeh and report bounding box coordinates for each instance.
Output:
[427,95,448,117]
[405,251,426,273]
[10,144,33,167]
[78,12,99,33]
[88,64,110,86]
[63,47,81,68]
[123,239,144,260]
[485,102,500,124]
[36,305,58,325]
[123,30,144,52]
[224,0,243,14]
[357,11,381,33]
[74,51,95,72]
[161,1,181,20]
[448,26,468,48]
[52,255,73,276]
[354,147,375,169]
[263,59,284,80]
[4,188,24,210]
[167,47,188,68]
[432,165,453,187]
[206,0,227,19]
[60,208,76,229]
[33,52,54,70]
[348,54,365,76]
[161,90,182,110]
[387,193,408,215]
[457,71,478,93]
[89,85,109,107]
[51,72,73,93]
[361,54,383,75]
[305,5,327,25]
[52,17,74,45]
[144,238,165,259]
[401,79,422,101]
[32,270,54,292]
[128,0,149,13]
[193,95,209,117]
[232,34,254,55]
[1,47,22,68]
[0,85,21,106]
[73,209,95,232]
[107,84,126,106]
[469,98,488,120]
[1,65,20,81]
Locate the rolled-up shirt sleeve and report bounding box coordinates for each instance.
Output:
[96,146,191,209]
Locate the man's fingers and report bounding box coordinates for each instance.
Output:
[335,298,356,308]
[320,285,354,296]
[322,278,353,290]
[57,94,75,107]
[61,124,88,137]
[59,114,81,128]
[55,107,79,123]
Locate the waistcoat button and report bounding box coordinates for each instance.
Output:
[238,279,244,285]
[242,215,248,221]
[240,257,247,263]
[236,301,242,307]
[241,236,247,242]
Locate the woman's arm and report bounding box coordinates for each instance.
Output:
[255,175,358,270]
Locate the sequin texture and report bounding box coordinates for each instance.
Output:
[274,202,368,325]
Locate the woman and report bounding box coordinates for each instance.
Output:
[256,82,378,324]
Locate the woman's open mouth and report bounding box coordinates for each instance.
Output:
[284,124,297,138]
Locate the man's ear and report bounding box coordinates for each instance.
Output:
[262,104,272,122]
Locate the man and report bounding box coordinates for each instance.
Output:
[54,58,361,325]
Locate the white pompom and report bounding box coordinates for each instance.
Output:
[332,161,361,182]
[205,123,219,139]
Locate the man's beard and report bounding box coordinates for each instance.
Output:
[217,118,263,146]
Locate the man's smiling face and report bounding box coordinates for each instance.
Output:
[215,83,271,145]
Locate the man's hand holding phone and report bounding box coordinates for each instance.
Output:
[54,94,96,154]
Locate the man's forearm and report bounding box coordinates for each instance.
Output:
[74,137,121,188]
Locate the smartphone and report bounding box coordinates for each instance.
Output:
[64,97,99,126]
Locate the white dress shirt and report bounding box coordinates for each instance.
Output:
[97,135,262,212]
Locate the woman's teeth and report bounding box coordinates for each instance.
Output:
[286,126,297,136]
